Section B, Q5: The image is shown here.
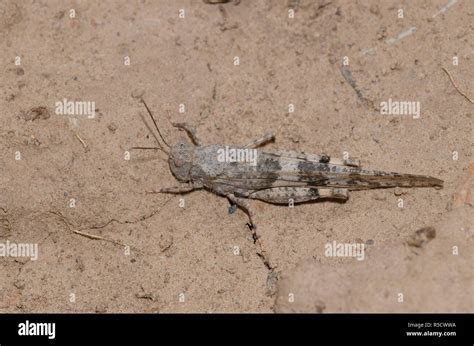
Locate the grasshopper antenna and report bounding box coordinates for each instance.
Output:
[129,146,169,164]
[130,145,170,156]
[131,98,170,155]
[140,98,171,150]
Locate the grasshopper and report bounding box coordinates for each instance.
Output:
[132,100,443,231]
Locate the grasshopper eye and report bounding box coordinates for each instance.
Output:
[179,143,185,149]
[175,158,184,167]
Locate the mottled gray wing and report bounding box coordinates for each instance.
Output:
[212,150,442,191]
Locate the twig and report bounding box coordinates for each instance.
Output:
[340,67,374,109]
[385,26,417,45]
[432,0,459,18]
[47,196,173,252]
[442,67,474,104]
[48,210,138,251]
[49,210,73,231]
[72,229,124,246]
[73,132,89,152]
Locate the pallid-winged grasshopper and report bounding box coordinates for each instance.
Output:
[133,100,443,231]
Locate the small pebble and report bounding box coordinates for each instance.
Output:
[107,122,118,133]
[407,227,436,247]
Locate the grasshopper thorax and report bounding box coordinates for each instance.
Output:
[169,138,195,182]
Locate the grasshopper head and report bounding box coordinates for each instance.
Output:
[169,138,195,182]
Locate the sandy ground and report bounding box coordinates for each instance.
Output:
[0,0,472,312]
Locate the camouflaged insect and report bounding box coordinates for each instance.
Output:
[134,100,443,229]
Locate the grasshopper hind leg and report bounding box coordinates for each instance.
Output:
[226,194,272,268]
[244,133,275,149]
[227,197,238,214]
[249,187,348,204]
[318,188,349,200]
[226,194,257,230]
[154,182,203,194]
